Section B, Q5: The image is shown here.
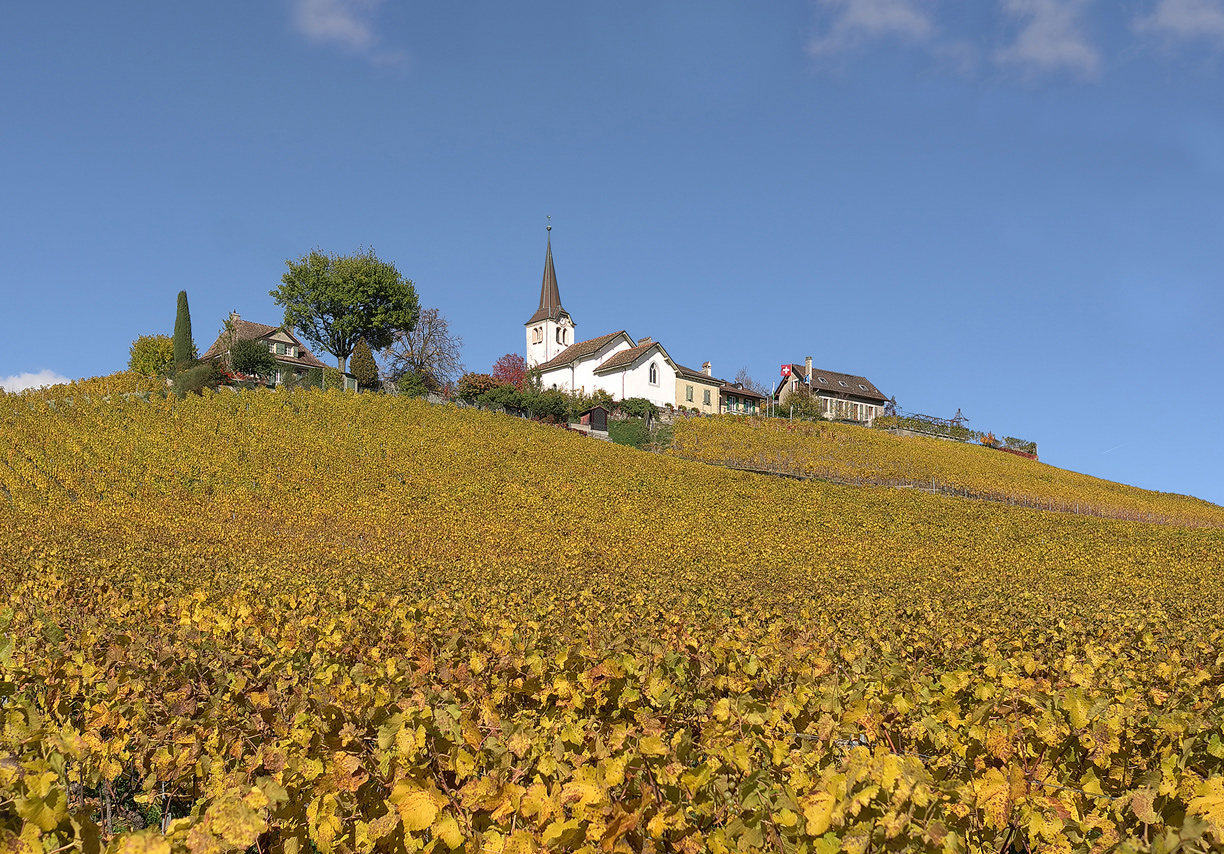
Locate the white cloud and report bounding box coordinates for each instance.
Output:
[1134,0,1224,44]
[1,370,72,393]
[996,0,1101,77]
[291,0,384,51]
[808,0,935,55]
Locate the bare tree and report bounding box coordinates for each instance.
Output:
[379,307,464,393]
[734,367,770,396]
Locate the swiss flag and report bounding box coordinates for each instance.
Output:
[781,364,792,378]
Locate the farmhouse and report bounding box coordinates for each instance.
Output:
[775,357,887,425]
[200,313,357,389]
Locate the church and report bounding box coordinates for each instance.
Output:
[525,228,682,409]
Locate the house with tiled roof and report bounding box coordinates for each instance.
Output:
[775,356,887,425]
[201,313,356,389]
[674,362,723,414]
[525,228,680,409]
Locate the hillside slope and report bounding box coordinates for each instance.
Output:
[2,383,1223,853]
[669,415,1224,528]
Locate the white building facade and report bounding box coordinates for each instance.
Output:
[525,232,678,409]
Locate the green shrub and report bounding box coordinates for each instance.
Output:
[479,385,523,411]
[172,363,222,398]
[609,417,650,449]
[307,368,324,389]
[527,389,569,423]
[617,397,657,419]
[396,372,428,398]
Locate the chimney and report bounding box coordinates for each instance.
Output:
[230,311,240,323]
[805,356,812,381]
[637,336,653,346]
[701,361,712,376]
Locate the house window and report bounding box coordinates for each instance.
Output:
[685,385,693,402]
[275,343,286,355]
[703,389,711,406]
[649,362,658,384]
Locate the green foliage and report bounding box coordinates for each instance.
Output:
[477,384,523,411]
[322,366,346,391]
[562,388,614,422]
[271,247,419,372]
[349,338,380,391]
[172,290,194,370]
[395,372,428,398]
[306,367,324,389]
[783,385,826,421]
[526,388,568,423]
[616,397,657,419]
[127,334,175,378]
[171,362,222,398]
[1004,436,1039,455]
[229,338,278,380]
[609,416,650,449]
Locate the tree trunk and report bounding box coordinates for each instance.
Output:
[337,355,347,373]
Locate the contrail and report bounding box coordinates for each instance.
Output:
[1101,443,1128,455]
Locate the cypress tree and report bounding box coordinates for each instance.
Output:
[350,338,380,391]
[173,290,194,370]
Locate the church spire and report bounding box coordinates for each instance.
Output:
[538,221,562,319]
[526,219,565,325]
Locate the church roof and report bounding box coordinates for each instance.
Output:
[593,340,678,375]
[534,330,631,372]
[524,233,567,325]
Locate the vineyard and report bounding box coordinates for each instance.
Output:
[2,377,1224,854]
[669,416,1224,530]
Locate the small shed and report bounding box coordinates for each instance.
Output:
[580,405,609,433]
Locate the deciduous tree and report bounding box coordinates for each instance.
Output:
[379,307,463,393]
[128,334,175,378]
[271,247,419,373]
[491,353,528,391]
[456,372,501,402]
[734,367,769,397]
[229,338,278,381]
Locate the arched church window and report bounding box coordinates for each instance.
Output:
[649,362,658,384]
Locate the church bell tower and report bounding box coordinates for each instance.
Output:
[524,222,574,367]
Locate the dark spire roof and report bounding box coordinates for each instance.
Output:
[525,228,567,325]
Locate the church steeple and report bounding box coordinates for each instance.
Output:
[539,230,561,317]
[524,220,575,368]
[527,222,565,325]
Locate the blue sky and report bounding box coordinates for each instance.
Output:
[2,2,1222,505]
